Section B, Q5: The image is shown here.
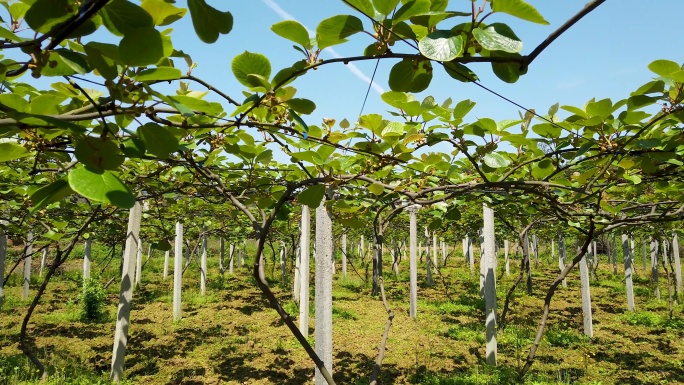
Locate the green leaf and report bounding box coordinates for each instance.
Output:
[289,109,309,139]
[0,93,29,112]
[40,50,91,76]
[368,183,385,195]
[316,15,364,50]
[29,178,73,215]
[428,218,443,230]
[483,152,510,168]
[135,67,182,82]
[648,59,680,77]
[166,95,222,116]
[624,174,642,185]
[68,167,135,208]
[101,0,154,36]
[445,206,461,220]
[388,59,432,93]
[122,137,146,158]
[372,0,401,16]
[531,158,554,179]
[187,0,233,43]
[298,185,326,208]
[24,0,74,34]
[531,123,560,138]
[138,123,179,158]
[418,30,464,61]
[344,0,375,17]
[232,51,272,88]
[74,137,124,171]
[381,122,405,137]
[453,99,475,120]
[393,0,431,23]
[0,140,29,162]
[491,0,549,24]
[586,98,612,119]
[271,20,311,49]
[151,240,172,251]
[30,95,65,115]
[490,52,526,83]
[119,27,170,66]
[141,0,187,26]
[286,98,316,115]
[472,25,522,53]
[84,43,119,80]
[66,15,101,39]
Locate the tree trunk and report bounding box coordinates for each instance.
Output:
[372,228,383,296]
[110,201,143,382]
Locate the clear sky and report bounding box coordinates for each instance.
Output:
[166,0,684,127]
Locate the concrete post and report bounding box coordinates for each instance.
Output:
[314,194,334,385]
[173,222,183,321]
[504,240,510,276]
[559,234,567,288]
[408,205,419,319]
[22,231,33,300]
[163,250,169,281]
[0,231,6,310]
[83,240,92,281]
[39,248,48,277]
[622,234,635,311]
[299,205,311,336]
[200,226,208,296]
[673,233,682,294]
[651,238,660,300]
[341,233,347,278]
[483,204,497,365]
[110,202,142,382]
[579,246,593,337]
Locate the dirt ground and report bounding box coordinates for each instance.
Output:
[1,248,683,384]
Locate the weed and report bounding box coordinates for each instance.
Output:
[621,311,661,327]
[544,326,587,347]
[332,306,358,320]
[443,324,485,344]
[79,277,107,322]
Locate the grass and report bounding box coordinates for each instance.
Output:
[0,243,683,384]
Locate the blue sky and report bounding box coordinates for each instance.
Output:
[166,0,684,127]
